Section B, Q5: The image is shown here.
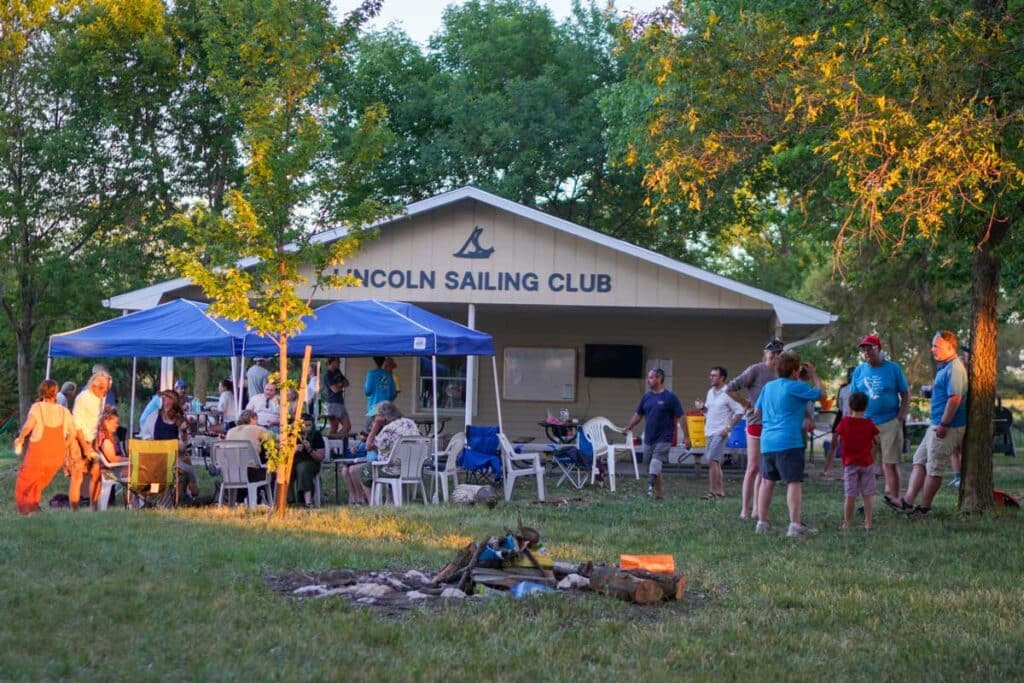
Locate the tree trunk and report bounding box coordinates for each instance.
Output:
[193,358,210,403]
[16,327,34,423]
[959,220,1008,512]
[275,335,291,516]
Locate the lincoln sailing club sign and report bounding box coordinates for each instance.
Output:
[346,226,614,294]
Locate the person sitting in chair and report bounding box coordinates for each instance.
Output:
[140,389,199,500]
[290,420,325,508]
[340,401,417,504]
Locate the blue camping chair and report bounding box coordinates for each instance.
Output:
[457,425,504,483]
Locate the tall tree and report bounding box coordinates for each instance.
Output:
[331,0,654,239]
[0,0,178,419]
[169,0,392,515]
[618,0,1023,511]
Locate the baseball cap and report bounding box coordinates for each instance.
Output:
[173,379,187,389]
[858,334,882,348]
[764,339,784,352]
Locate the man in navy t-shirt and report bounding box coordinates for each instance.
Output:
[623,368,689,500]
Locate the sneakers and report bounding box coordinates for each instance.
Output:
[949,476,961,488]
[786,523,818,538]
[754,521,773,534]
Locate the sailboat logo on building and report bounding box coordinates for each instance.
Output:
[453,226,494,259]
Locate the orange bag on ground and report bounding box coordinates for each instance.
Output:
[619,554,675,575]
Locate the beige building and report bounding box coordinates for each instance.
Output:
[108,186,834,439]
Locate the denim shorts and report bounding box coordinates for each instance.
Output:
[761,448,805,483]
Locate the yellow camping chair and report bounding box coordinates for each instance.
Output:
[126,439,179,507]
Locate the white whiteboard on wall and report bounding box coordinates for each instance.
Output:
[503,347,576,402]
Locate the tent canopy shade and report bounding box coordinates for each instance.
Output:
[241,300,494,358]
[47,299,250,358]
[48,298,494,359]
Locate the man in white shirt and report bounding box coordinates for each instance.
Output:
[702,365,744,500]
[246,382,281,429]
[69,371,110,510]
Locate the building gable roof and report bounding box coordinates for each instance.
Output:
[106,186,834,326]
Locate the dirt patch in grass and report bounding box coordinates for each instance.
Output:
[265,567,705,620]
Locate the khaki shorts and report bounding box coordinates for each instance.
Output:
[874,418,904,465]
[912,426,965,477]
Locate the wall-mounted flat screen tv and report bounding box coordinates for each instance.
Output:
[584,344,644,379]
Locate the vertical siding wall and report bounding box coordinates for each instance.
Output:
[340,309,770,440]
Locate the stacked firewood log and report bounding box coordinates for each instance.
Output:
[432,518,686,605]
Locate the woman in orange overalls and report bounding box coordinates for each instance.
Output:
[13,380,77,514]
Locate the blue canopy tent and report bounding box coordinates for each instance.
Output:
[243,300,500,500]
[240,299,494,357]
[48,298,500,502]
[47,299,253,429]
[48,299,249,358]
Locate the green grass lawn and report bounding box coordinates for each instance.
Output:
[1,450,1023,681]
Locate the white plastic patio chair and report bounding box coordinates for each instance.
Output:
[425,432,464,503]
[370,436,431,507]
[498,433,546,502]
[212,439,274,509]
[582,417,639,492]
[96,450,130,511]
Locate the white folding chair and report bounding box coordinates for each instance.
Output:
[212,440,274,509]
[96,451,130,511]
[370,436,431,507]
[582,417,638,492]
[425,432,463,503]
[498,433,545,502]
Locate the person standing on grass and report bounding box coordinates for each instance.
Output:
[850,334,910,507]
[727,339,785,520]
[364,356,398,432]
[833,391,880,530]
[823,367,856,479]
[324,357,351,437]
[13,380,77,514]
[247,357,270,399]
[57,381,76,408]
[701,366,743,500]
[754,350,823,537]
[69,371,110,510]
[622,368,689,500]
[949,343,971,489]
[886,330,967,517]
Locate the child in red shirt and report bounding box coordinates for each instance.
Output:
[833,391,880,530]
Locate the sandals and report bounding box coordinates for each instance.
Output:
[883,495,912,512]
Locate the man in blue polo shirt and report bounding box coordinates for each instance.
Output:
[851,334,910,507]
[888,330,967,516]
[623,368,689,500]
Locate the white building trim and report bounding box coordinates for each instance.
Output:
[106,186,835,326]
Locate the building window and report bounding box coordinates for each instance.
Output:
[414,356,468,415]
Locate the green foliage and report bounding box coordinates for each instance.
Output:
[0,0,180,417]
[330,0,653,242]
[167,0,393,506]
